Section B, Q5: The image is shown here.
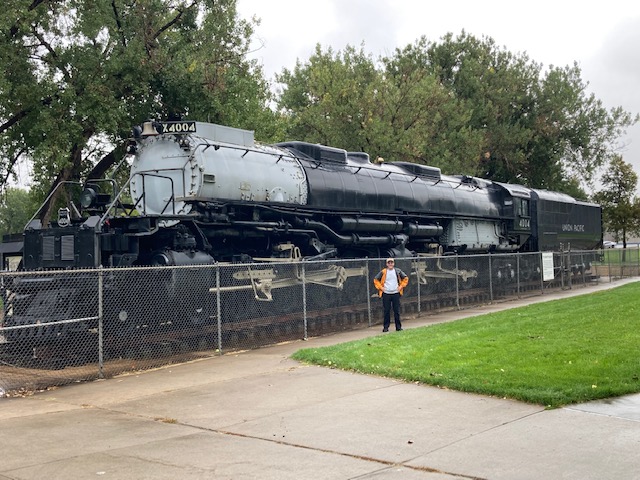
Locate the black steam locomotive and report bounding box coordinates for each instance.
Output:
[21,120,601,267]
[1,120,602,343]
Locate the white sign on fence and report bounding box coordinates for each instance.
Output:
[542,252,555,281]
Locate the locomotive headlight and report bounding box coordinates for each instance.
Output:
[80,187,97,208]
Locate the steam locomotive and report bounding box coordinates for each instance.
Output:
[21,120,602,268]
[1,120,602,343]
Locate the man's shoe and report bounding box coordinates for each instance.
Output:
[396,328,403,331]
[382,328,389,332]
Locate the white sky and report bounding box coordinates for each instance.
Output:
[237,0,640,186]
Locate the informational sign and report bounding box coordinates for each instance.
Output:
[542,252,555,281]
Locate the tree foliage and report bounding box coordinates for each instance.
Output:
[374,46,482,172]
[1,0,274,220]
[276,44,380,150]
[275,32,638,196]
[276,43,483,173]
[0,188,39,236]
[593,156,640,246]
[421,33,539,181]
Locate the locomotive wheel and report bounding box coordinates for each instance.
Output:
[306,286,336,311]
[520,267,533,282]
[436,279,455,293]
[459,276,476,290]
[419,280,438,295]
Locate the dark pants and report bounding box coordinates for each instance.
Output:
[382,292,401,330]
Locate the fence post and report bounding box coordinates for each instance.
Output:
[98,267,104,379]
[539,252,544,294]
[488,255,493,302]
[415,257,420,314]
[455,255,460,309]
[560,252,564,287]
[516,254,521,298]
[302,262,308,340]
[216,264,222,354]
[365,261,372,327]
[567,246,573,290]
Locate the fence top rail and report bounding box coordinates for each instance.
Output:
[0,250,604,276]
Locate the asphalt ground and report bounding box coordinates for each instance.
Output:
[1,278,639,480]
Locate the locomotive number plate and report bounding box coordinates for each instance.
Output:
[161,121,197,134]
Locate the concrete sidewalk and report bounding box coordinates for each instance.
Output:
[1,279,639,479]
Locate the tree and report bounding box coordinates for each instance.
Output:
[276,33,637,194]
[530,65,635,195]
[276,44,381,150]
[0,188,39,237]
[1,0,274,221]
[276,44,482,173]
[419,33,537,180]
[423,32,638,193]
[593,156,640,248]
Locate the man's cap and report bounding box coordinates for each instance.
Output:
[386,258,395,263]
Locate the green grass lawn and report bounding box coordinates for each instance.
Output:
[600,247,640,265]
[293,282,640,408]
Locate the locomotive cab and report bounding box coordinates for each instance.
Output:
[493,182,533,250]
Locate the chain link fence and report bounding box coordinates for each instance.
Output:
[0,249,632,395]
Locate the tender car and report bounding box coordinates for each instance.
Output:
[603,240,616,248]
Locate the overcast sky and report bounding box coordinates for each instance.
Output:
[237,0,640,185]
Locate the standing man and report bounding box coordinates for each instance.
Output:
[373,258,409,332]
